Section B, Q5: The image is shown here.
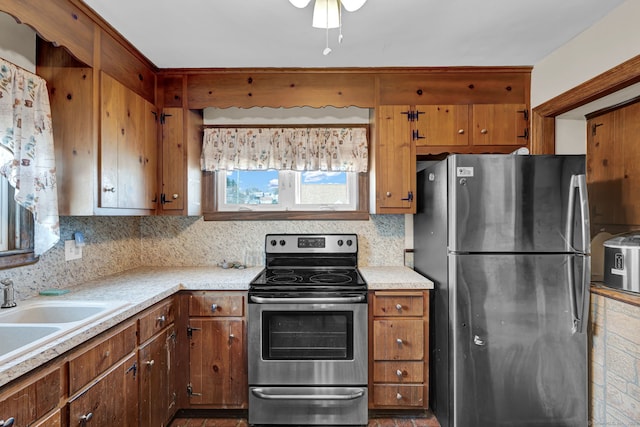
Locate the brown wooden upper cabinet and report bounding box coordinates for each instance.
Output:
[158,107,203,216]
[587,100,640,234]
[100,72,158,210]
[374,106,416,214]
[409,103,529,154]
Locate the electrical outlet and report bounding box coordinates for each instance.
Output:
[65,240,82,261]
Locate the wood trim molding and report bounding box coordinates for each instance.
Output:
[531,54,640,154]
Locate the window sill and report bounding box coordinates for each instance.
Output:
[0,251,39,270]
[203,210,370,221]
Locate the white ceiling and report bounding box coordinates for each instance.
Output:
[81,0,625,69]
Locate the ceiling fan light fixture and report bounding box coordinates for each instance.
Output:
[339,0,367,12]
[312,0,340,29]
[288,0,312,8]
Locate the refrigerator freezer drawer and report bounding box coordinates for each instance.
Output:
[248,386,368,426]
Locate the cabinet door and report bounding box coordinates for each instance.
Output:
[139,325,176,427]
[68,354,138,427]
[375,105,416,214]
[161,107,185,212]
[472,104,528,146]
[415,104,469,147]
[188,318,246,407]
[100,71,158,210]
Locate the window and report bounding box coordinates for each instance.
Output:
[217,170,357,211]
[0,175,36,269]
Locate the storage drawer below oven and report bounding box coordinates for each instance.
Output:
[248,386,368,426]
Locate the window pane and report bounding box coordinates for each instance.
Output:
[298,171,349,205]
[225,170,279,205]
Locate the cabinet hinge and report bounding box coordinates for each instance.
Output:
[412,129,425,141]
[517,128,529,140]
[187,326,201,339]
[126,361,137,379]
[518,109,529,121]
[592,122,604,136]
[160,112,173,125]
[187,383,202,397]
[401,110,413,121]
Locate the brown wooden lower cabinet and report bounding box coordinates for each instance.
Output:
[185,292,247,409]
[369,290,429,410]
[68,353,138,427]
[139,324,177,427]
[32,407,62,427]
[0,364,61,426]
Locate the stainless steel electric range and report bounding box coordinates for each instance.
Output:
[248,233,368,426]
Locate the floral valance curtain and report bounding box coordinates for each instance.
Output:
[0,58,59,256]
[201,127,368,173]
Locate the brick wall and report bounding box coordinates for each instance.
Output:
[590,291,640,426]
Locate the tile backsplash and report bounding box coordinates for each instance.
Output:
[3,215,405,301]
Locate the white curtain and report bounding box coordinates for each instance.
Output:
[0,58,59,256]
[201,127,368,173]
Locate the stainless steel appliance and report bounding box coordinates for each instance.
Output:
[414,154,590,427]
[603,232,640,294]
[248,233,368,426]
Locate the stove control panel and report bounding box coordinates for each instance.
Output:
[266,234,357,254]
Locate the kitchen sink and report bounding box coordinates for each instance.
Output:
[0,300,130,363]
[0,324,62,358]
[0,301,117,324]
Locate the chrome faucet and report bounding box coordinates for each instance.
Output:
[1,279,17,308]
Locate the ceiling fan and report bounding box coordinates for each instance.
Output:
[288,0,368,55]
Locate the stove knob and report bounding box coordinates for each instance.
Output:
[337,239,344,246]
[346,239,353,246]
[279,240,286,246]
[270,239,277,246]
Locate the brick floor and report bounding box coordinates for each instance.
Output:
[169,414,440,427]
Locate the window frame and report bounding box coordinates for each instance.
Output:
[0,176,38,269]
[203,171,370,221]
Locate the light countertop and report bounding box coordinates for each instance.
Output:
[0,265,431,388]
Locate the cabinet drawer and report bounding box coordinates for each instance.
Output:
[69,322,137,395]
[373,384,424,407]
[0,366,61,425]
[32,408,62,427]
[373,319,424,361]
[189,292,244,317]
[138,298,175,343]
[373,361,424,383]
[373,292,424,317]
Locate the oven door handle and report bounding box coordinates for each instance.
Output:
[250,295,366,304]
[251,388,365,401]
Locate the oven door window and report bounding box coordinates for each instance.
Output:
[262,311,353,360]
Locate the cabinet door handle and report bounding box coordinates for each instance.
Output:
[480,128,488,134]
[396,393,403,400]
[157,315,166,323]
[80,412,93,426]
[396,369,403,378]
[145,359,155,367]
[395,303,403,311]
[211,303,218,312]
[458,129,465,134]
[0,418,15,427]
[396,338,404,345]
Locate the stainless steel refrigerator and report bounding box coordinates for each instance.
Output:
[414,154,590,427]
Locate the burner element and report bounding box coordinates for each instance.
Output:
[309,273,353,284]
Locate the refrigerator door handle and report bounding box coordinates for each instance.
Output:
[566,174,590,334]
[566,256,580,334]
[566,174,590,253]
